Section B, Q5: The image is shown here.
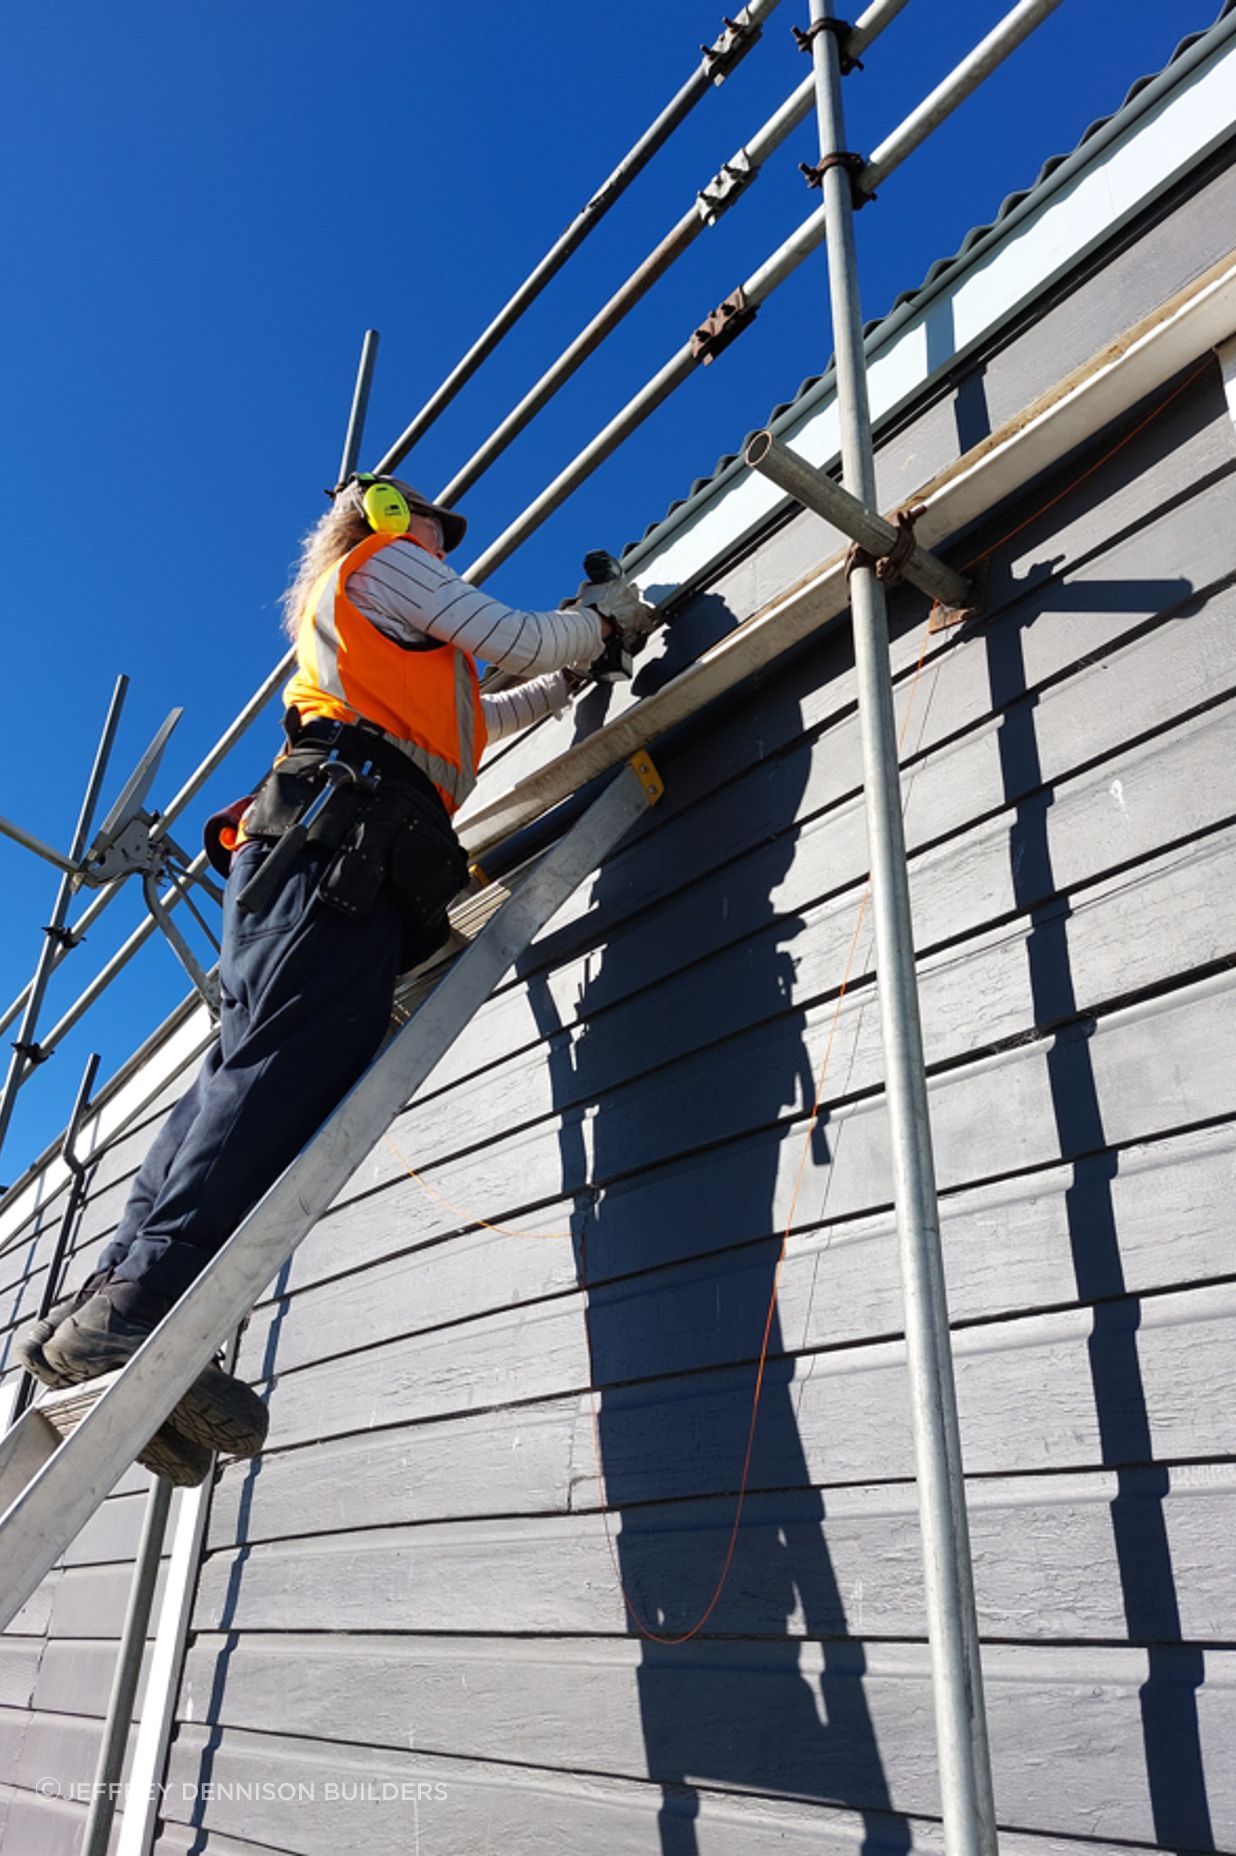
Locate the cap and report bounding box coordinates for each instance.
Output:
[342,474,468,554]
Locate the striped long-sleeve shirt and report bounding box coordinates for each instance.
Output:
[349,539,604,745]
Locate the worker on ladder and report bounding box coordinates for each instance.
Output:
[17,475,652,1486]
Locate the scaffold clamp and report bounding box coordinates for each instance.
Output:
[846,505,926,586]
[690,286,758,365]
[792,17,863,74]
[800,149,873,207]
[701,14,761,84]
[42,922,82,950]
[697,149,756,225]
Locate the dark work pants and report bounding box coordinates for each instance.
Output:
[96,838,403,1317]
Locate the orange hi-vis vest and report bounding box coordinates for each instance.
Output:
[282,532,487,815]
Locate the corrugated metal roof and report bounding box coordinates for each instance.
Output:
[623,0,1236,555]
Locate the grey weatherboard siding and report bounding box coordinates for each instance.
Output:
[2,140,1236,1856]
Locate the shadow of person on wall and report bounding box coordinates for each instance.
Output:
[520,588,915,1856]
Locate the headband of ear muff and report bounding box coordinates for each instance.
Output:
[353,473,412,535]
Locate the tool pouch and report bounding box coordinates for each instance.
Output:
[319,781,469,968]
[387,800,471,969]
[240,747,350,845]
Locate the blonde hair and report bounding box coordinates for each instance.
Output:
[281,495,371,640]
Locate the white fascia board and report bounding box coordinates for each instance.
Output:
[628,21,1236,601]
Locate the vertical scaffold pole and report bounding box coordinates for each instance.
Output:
[337,328,380,486]
[804,5,998,1852]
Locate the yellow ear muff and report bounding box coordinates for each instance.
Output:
[358,478,412,534]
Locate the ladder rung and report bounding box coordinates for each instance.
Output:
[37,1368,126,1440]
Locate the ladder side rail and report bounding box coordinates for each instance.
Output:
[80,1476,174,1856]
[114,1332,240,1856]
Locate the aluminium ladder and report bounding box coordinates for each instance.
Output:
[0,754,662,1630]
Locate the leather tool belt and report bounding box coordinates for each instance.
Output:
[236,715,470,970]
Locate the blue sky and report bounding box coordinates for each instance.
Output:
[0,0,1213,1176]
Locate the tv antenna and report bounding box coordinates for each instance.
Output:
[0,675,224,1165]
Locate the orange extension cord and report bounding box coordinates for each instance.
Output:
[383,359,1212,1643]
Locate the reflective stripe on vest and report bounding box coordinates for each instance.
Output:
[282,533,486,813]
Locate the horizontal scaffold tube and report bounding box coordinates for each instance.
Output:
[436,77,818,507]
[461,207,830,584]
[435,0,910,508]
[858,0,1062,197]
[744,429,972,608]
[844,0,912,62]
[373,0,784,477]
[460,0,1061,585]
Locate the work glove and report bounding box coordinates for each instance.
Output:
[565,550,660,687]
[574,550,658,639]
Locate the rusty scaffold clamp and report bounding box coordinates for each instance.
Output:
[792,15,863,73]
[689,286,758,365]
[846,505,926,586]
[800,147,874,207]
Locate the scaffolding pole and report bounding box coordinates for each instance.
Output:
[804,3,998,1853]
[460,0,1064,585]
[11,1053,100,1422]
[337,328,380,485]
[80,1475,174,1856]
[743,428,973,609]
[0,677,127,1164]
[857,0,1063,197]
[373,0,783,476]
[434,0,908,508]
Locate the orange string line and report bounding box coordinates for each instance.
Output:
[958,359,1211,574]
[381,1133,572,1241]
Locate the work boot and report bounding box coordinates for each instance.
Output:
[13,1273,110,1389]
[136,1422,214,1488]
[41,1294,269,1458]
[17,1289,214,1487]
